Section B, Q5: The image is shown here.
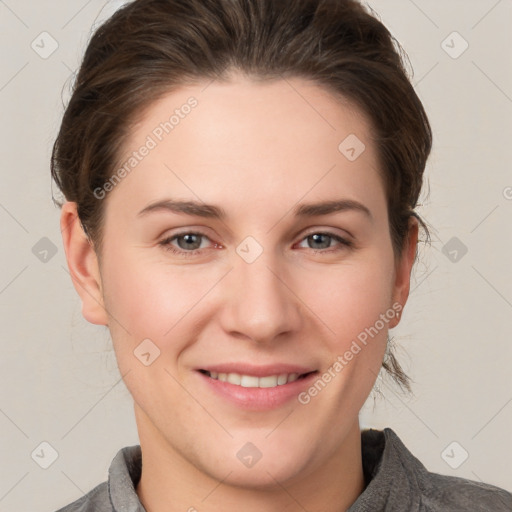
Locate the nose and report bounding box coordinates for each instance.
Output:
[217,247,303,345]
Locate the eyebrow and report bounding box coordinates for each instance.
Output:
[294,199,372,219]
[137,198,372,220]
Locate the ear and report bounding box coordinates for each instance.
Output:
[60,202,108,325]
[389,216,419,328]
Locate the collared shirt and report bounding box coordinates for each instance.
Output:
[56,428,512,511]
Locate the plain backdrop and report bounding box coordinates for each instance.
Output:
[0,1,511,510]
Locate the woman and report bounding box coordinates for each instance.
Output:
[52,0,512,510]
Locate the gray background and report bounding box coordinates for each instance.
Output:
[0,1,511,510]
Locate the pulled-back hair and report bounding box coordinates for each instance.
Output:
[51,0,432,389]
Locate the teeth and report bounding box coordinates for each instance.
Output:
[259,375,278,388]
[240,375,259,387]
[205,371,306,388]
[227,373,241,385]
[277,374,288,385]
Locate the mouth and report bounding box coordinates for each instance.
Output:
[196,365,319,410]
[198,369,317,388]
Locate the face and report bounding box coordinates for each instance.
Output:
[64,74,415,489]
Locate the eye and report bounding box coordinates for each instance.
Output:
[296,232,353,253]
[159,232,218,257]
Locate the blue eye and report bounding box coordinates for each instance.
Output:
[159,232,213,257]
[297,232,352,252]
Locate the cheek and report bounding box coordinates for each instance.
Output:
[302,257,395,348]
[294,260,395,417]
[98,254,213,405]
[100,250,220,349]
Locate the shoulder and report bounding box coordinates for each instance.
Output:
[421,471,512,511]
[55,444,142,512]
[384,428,512,511]
[54,481,110,512]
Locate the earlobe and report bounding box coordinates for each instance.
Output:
[390,217,419,328]
[60,202,108,326]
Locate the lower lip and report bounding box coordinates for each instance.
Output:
[197,371,318,410]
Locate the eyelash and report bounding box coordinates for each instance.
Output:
[158,231,353,257]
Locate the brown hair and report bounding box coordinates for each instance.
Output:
[51,0,432,390]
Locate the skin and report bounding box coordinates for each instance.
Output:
[61,74,418,512]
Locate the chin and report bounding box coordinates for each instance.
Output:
[212,457,310,491]
[194,434,317,491]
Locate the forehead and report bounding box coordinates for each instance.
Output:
[107,75,386,222]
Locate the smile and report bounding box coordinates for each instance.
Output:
[196,366,318,410]
[199,370,312,388]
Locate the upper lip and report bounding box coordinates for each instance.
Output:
[197,363,317,377]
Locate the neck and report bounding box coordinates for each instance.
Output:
[135,406,365,512]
